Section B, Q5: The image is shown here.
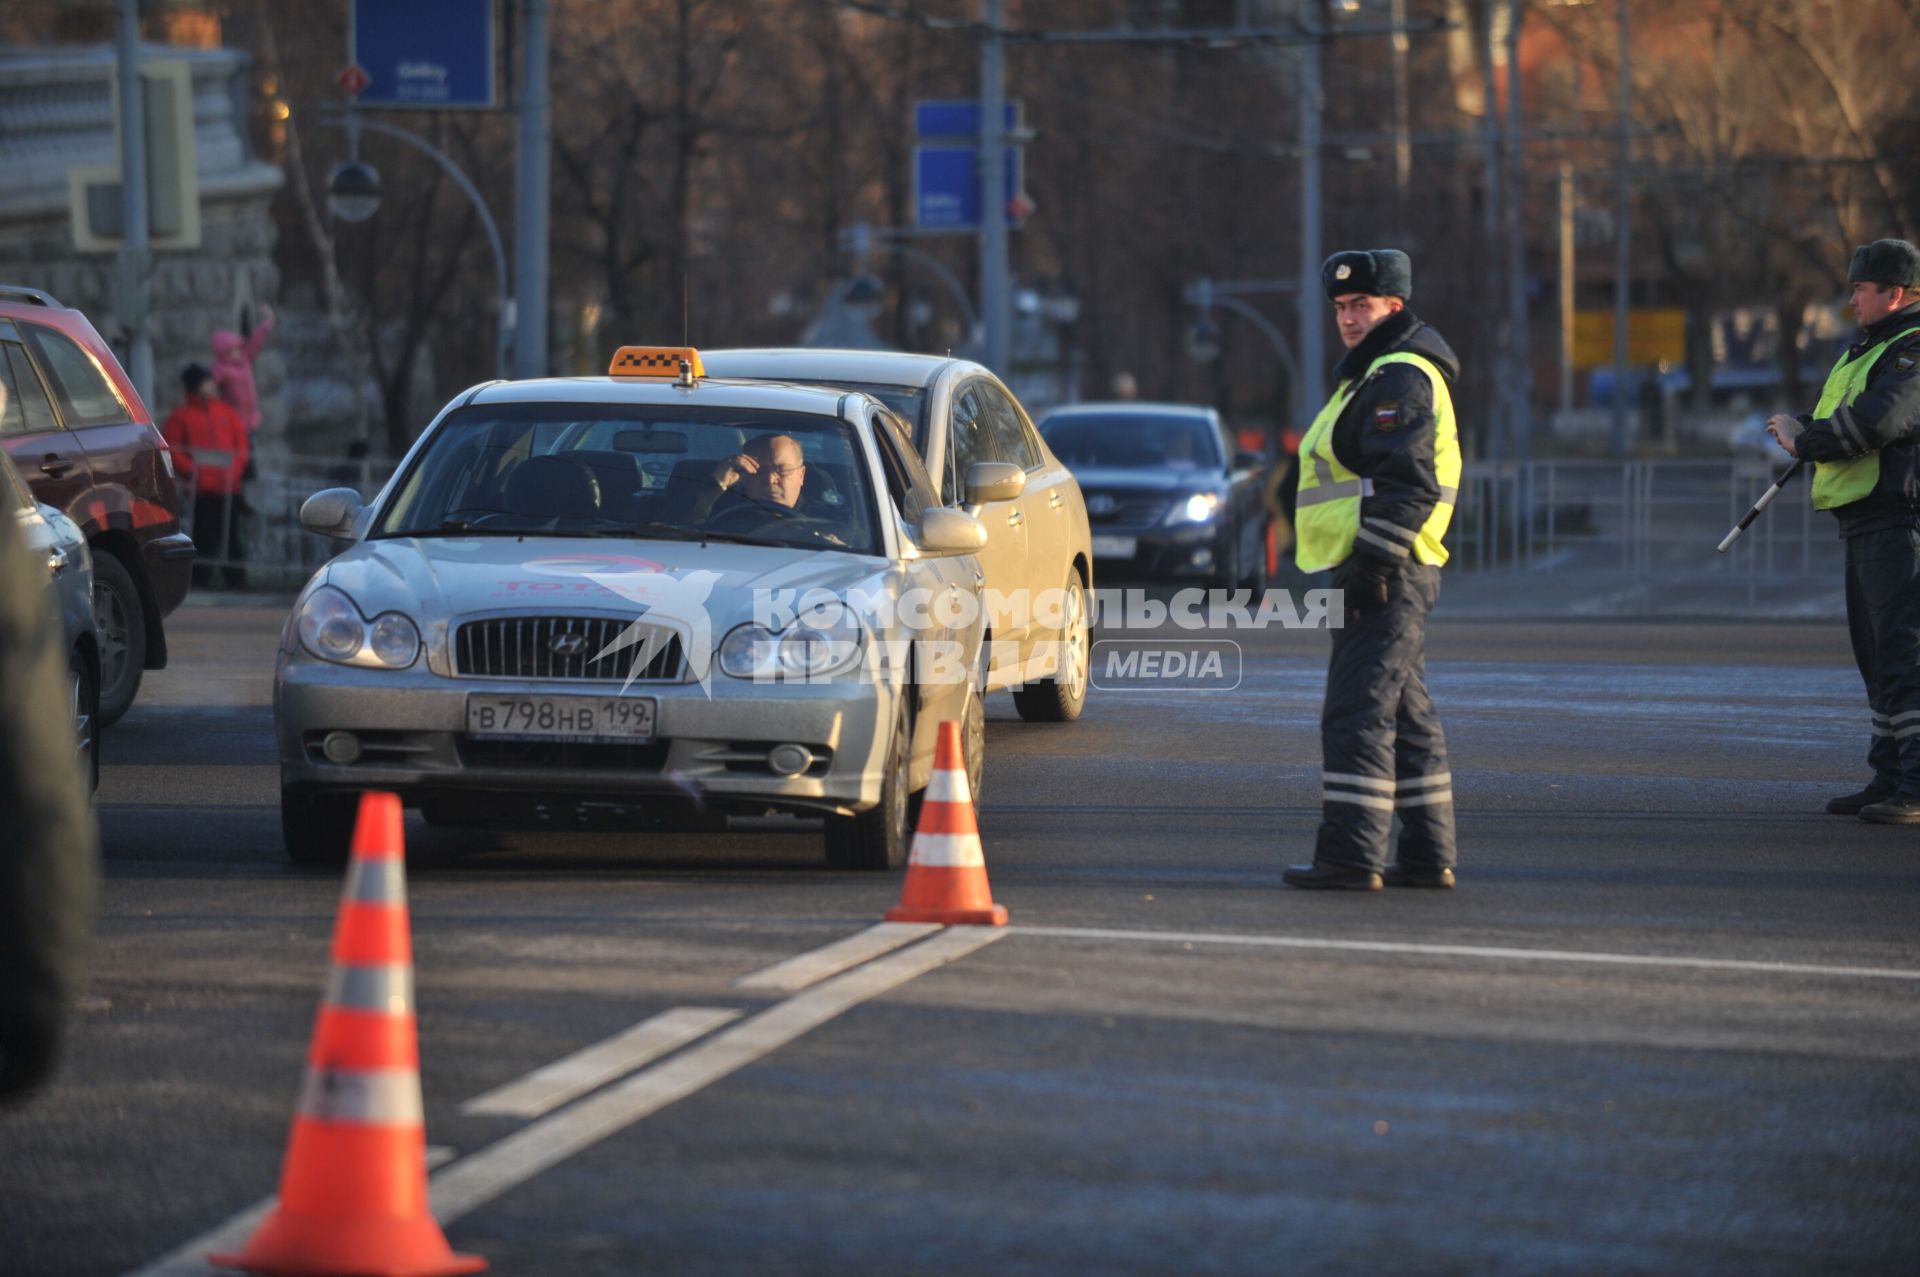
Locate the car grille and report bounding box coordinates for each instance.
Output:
[454,616,683,682]
[1084,494,1168,531]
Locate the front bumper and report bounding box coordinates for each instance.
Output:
[143,531,196,618]
[1093,522,1233,581]
[275,654,898,822]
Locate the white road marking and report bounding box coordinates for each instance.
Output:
[1014,925,1920,982]
[462,1007,742,1119]
[427,926,1005,1226]
[734,921,941,993]
[124,1147,456,1277]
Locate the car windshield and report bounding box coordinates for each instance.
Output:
[376,402,879,554]
[1040,414,1225,471]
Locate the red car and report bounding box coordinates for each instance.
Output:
[0,286,194,723]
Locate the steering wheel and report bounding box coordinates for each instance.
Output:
[706,497,849,545]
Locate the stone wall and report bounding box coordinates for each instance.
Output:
[0,43,286,448]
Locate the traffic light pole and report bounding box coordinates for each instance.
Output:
[1294,7,1324,424]
[978,0,1010,375]
[513,0,551,378]
[115,0,153,406]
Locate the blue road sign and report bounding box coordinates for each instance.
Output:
[914,145,1025,231]
[352,0,497,109]
[914,99,1020,140]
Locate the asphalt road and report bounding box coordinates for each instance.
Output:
[3,601,1917,1277]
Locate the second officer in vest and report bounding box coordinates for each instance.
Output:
[1285,249,1462,891]
[1764,238,1920,823]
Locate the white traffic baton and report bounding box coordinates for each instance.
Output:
[1716,459,1804,553]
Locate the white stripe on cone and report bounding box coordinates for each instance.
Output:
[907,830,986,868]
[924,766,972,806]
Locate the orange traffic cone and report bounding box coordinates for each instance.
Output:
[885,721,1009,926]
[213,792,485,1277]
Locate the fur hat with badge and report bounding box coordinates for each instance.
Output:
[1848,239,1920,290]
[1322,249,1413,301]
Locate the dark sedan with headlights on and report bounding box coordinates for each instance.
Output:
[1038,402,1269,594]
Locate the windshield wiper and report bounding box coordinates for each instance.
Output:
[566,520,785,548]
[384,519,526,538]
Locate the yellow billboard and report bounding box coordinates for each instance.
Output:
[1572,309,1687,371]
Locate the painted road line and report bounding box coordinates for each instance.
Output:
[1014,926,1920,982]
[734,921,942,993]
[427,926,1006,1227]
[462,1007,742,1119]
[124,1146,456,1277]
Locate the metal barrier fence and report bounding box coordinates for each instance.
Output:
[1450,459,1841,579]
[178,454,401,588]
[179,453,1839,590]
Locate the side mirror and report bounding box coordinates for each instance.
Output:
[917,507,988,554]
[299,487,365,541]
[965,460,1026,507]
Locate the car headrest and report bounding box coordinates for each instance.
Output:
[504,455,601,518]
[566,449,645,516]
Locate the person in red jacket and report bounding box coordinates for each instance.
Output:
[161,364,251,589]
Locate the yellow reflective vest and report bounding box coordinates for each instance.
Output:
[1294,351,1461,573]
[1810,321,1920,510]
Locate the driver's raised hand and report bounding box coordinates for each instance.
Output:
[714,453,759,488]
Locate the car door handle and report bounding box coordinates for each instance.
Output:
[48,547,69,575]
[39,457,75,479]
[1006,511,1025,528]
[1048,491,1064,509]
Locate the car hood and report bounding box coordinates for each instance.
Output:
[1068,467,1228,494]
[319,536,894,637]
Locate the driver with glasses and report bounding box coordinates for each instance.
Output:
[712,432,809,508]
[695,432,850,544]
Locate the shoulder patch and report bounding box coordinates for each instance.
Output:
[1373,401,1400,432]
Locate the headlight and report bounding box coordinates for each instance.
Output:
[778,604,864,678]
[299,586,364,662]
[1165,492,1222,526]
[297,586,420,669]
[718,623,780,679]
[719,605,864,681]
[368,613,421,668]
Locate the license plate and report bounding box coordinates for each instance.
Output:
[465,694,657,742]
[1091,535,1137,560]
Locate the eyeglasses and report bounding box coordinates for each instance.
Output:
[758,463,805,478]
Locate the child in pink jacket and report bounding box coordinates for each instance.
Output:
[211,304,274,436]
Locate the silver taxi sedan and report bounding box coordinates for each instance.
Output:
[701,350,1093,722]
[275,349,987,870]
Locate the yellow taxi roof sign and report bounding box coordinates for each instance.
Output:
[609,346,705,379]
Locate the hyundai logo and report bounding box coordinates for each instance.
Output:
[1086,494,1117,516]
[548,632,589,657]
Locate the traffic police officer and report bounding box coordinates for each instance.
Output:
[1764,238,1920,823]
[1285,249,1462,890]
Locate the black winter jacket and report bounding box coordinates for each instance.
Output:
[0,500,98,1101]
[1793,302,1920,538]
[1324,308,1463,570]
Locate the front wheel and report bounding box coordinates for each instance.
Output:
[962,664,986,804]
[70,647,99,793]
[824,706,914,870]
[281,787,360,868]
[1238,526,1269,599]
[1013,572,1090,723]
[91,553,147,727]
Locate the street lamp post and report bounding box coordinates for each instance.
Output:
[317,110,512,381]
[843,223,982,346]
[1184,277,1303,391]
